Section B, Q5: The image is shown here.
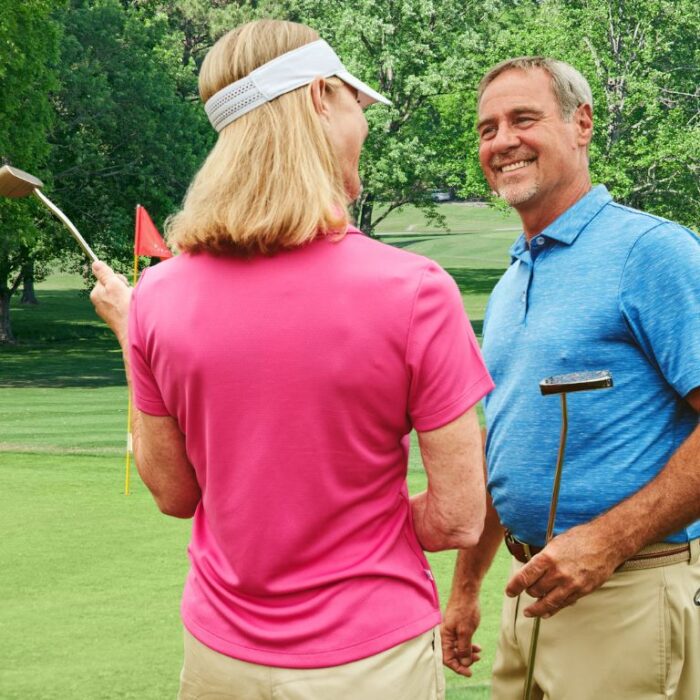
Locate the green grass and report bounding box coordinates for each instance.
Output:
[0,204,517,699]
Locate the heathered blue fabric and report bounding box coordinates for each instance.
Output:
[482,185,700,545]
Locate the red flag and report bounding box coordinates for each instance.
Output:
[134,205,172,259]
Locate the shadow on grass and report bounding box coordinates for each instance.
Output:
[446,267,503,296]
[377,232,482,248]
[0,270,502,387]
[446,685,490,699]
[1,290,125,388]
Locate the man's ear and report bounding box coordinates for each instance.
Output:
[310,77,330,119]
[575,103,593,146]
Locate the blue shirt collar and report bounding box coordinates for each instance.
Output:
[509,185,612,263]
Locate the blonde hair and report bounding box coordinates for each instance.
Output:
[478,56,593,121]
[166,20,349,256]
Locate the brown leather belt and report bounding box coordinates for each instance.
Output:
[504,530,694,572]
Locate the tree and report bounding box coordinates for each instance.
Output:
[47,0,214,278]
[573,0,700,225]
[287,0,502,235]
[453,0,700,228]
[0,0,60,343]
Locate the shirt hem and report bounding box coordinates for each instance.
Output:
[133,396,170,416]
[181,609,441,669]
[413,372,494,432]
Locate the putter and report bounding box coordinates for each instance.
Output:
[0,164,97,263]
[522,370,613,700]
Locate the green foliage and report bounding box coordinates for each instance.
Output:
[463,0,700,228]
[0,0,61,340]
[48,0,214,275]
[287,0,501,233]
[1,0,697,344]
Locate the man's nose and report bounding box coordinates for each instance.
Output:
[491,124,521,152]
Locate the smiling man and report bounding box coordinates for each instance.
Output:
[441,57,700,699]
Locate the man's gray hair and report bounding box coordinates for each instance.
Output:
[478,57,593,120]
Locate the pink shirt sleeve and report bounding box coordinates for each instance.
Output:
[128,278,170,416]
[406,262,494,432]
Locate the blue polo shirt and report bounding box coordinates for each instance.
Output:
[482,185,700,545]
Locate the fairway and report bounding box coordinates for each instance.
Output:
[1,203,519,699]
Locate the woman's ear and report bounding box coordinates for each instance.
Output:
[310,77,331,119]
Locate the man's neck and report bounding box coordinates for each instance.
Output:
[519,178,592,241]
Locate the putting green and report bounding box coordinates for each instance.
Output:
[1,203,517,698]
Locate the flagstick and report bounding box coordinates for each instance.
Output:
[124,204,170,495]
[123,249,138,495]
[124,206,141,496]
[123,250,138,496]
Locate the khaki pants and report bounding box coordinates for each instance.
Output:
[491,540,700,700]
[178,626,445,700]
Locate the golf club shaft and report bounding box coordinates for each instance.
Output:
[33,189,98,264]
[523,393,568,700]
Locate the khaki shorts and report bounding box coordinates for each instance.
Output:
[178,626,445,700]
[491,539,700,699]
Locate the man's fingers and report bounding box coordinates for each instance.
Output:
[526,578,557,600]
[523,586,575,618]
[442,653,474,678]
[506,554,549,597]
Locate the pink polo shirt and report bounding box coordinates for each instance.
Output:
[128,226,493,668]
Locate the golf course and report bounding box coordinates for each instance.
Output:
[1,203,521,699]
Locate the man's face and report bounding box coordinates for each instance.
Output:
[477,68,590,213]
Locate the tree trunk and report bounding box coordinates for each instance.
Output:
[20,259,38,305]
[359,193,375,237]
[0,289,15,344]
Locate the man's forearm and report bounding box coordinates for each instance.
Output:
[590,422,700,559]
[448,491,504,600]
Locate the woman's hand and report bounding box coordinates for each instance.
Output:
[90,260,132,346]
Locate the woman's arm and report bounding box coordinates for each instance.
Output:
[411,408,486,551]
[90,260,201,518]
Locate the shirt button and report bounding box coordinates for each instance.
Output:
[536,237,545,245]
[520,291,526,303]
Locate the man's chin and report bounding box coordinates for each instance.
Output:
[497,184,539,207]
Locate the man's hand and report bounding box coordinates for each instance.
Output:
[441,590,482,677]
[90,260,132,345]
[505,523,625,618]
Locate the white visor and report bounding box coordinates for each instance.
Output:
[205,39,391,132]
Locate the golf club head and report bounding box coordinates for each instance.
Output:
[540,370,613,396]
[0,165,44,198]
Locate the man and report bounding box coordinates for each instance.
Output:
[442,57,700,699]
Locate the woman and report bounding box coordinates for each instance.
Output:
[91,19,493,700]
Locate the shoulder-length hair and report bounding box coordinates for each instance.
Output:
[166,20,349,256]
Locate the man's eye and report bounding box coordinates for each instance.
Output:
[480,127,496,139]
[516,116,534,125]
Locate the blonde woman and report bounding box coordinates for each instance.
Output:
[91,19,493,700]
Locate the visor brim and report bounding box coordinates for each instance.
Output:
[338,70,391,108]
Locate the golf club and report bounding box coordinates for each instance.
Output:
[522,369,613,700]
[0,164,98,263]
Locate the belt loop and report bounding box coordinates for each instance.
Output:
[689,538,700,565]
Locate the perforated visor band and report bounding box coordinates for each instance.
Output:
[205,39,391,132]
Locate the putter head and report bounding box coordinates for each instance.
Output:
[540,370,613,396]
[0,165,44,198]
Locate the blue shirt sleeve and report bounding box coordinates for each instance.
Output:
[619,222,700,398]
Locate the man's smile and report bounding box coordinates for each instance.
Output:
[495,158,536,174]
